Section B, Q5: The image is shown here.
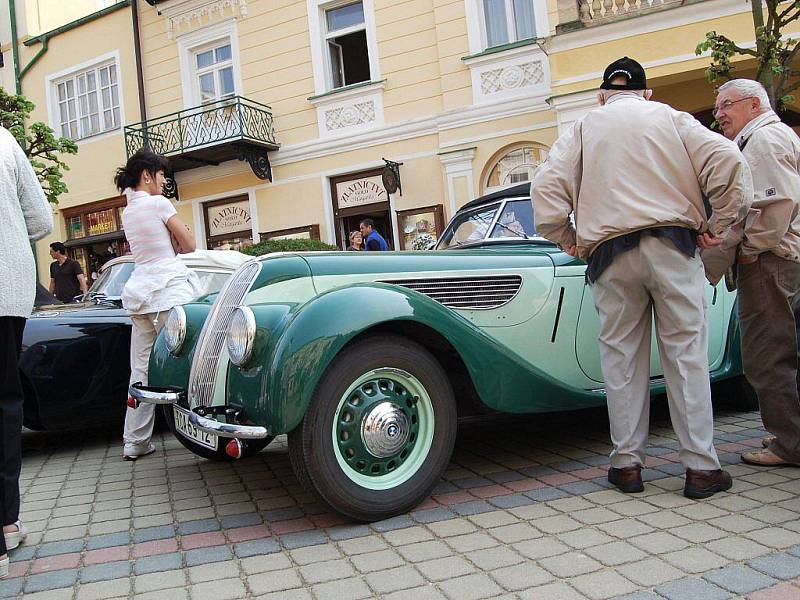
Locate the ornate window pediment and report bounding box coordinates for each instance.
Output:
[156,0,248,39]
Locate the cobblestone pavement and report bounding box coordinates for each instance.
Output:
[4,403,800,600]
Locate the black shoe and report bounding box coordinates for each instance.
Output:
[684,468,732,499]
[608,464,644,493]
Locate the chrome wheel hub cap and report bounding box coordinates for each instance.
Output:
[361,402,410,458]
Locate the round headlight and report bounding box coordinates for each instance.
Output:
[164,306,187,355]
[227,306,256,366]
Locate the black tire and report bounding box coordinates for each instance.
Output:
[288,334,457,522]
[713,375,759,412]
[161,405,274,461]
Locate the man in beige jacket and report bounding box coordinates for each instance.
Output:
[531,57,752,499]
[710,79,800,467]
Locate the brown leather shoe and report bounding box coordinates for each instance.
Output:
[608,464,644,493]
[684,469,732,499]
[762,435,776,448]
[741,448,798,467]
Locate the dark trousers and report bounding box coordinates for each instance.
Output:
[0,317,24,555]
[738,253,800,463]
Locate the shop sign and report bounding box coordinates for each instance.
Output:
[336,176,388,210]
[86,209,116,237]
[208,200,252,237]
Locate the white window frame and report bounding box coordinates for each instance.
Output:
[307,0,381,96]
[192,39,237,104]
[177,19,243,109]
[45,50,125,144]
[465,0,549,55]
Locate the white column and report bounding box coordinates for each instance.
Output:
[438,148,477,218]
[548,89,599,134]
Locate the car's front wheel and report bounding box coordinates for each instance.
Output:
[161,405,274,461]
[289,334,457,522]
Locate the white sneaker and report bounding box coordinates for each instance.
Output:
[123,442,156,461]
[4,521,26,551]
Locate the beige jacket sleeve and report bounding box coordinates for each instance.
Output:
[739,132,800,258]
[530,121,581,250]
[673,111,752,236]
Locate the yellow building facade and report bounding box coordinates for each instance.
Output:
[3,0,789,283]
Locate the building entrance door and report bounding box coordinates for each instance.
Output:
[330,169,394,250]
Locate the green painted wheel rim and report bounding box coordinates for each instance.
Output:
[332,367,435,491]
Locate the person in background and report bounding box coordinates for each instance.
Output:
[0,126,53,577]
[115,149,197,461]
[708,79,800,467]
[347,230,364,251]
[48,242,88,302]
[531,57,752,499]
[360,218,389,251]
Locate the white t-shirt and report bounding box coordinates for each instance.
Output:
[122,190,177,265]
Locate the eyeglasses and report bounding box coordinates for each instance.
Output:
[712,96,754,117]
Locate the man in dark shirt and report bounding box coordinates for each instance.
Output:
[359,219,389,251]
[49,242,87,303]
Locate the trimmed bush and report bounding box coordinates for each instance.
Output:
[241,238,339,256]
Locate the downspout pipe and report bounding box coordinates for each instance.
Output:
[132,0,147,124]
[9,0,21,94]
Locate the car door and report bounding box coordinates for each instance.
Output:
[575,280,727,384]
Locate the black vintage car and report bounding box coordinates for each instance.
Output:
[20,251,247,431]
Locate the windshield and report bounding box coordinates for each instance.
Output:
[489,200,538,239]
[437,197,543,249]
[437,204,500,249]
[88,262,231,299]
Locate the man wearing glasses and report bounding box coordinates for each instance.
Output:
[709,79,800,468]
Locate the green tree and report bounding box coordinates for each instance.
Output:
[696,0,800,111]
[0,87,78,204]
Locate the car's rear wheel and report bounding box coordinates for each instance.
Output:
[289,334,457,522]
[161,405,274,461]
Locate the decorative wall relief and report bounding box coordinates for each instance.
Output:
[163,0,248,39]
[324,101,376,132]
[480,61,545,95]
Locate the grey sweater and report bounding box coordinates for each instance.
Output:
[0,127,53,318]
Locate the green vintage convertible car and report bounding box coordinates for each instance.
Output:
[130,182,751,521]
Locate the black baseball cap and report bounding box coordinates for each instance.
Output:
[600,57,647,90]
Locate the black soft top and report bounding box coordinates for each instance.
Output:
[459,183,531,212]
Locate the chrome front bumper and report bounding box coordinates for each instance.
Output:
[129,383,183,405]
[188,412,269,440]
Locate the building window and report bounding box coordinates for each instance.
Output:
[481,0,536,47]
[485,145,547,192]
[55,62,119,140]
[194,41,235,103]
[324,1,371,89]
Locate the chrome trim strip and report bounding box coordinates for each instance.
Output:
[188,412,269,439]
[188,261,262,407]
[380,274,523,310]
[129,383,181,405]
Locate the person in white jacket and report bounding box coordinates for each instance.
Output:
[114,149,197,461]
[0,126,53,577]
[531,57,752,499]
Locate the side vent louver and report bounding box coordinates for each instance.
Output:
[380,275,523,310]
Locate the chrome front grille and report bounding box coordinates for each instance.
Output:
[380,275,523,310]
[188,261,261,407]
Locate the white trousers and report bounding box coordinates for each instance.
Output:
[123,311,168,446]
[590,235,721,471]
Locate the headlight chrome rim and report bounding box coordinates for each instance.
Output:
[227,306,256,366]
[164,306,187,355]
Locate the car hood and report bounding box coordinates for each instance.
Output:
[30,303,129,320]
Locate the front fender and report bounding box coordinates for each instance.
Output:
[229,283,603,435]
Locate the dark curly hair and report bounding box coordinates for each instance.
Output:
[114,148,171,192]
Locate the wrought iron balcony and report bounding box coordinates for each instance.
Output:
[577,0,689,26]
[124,96,279,182]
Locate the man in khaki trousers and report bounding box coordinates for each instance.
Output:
[709,79,800,467]
[532,57,752,498]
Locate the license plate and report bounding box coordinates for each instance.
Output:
[173,406,218,450]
